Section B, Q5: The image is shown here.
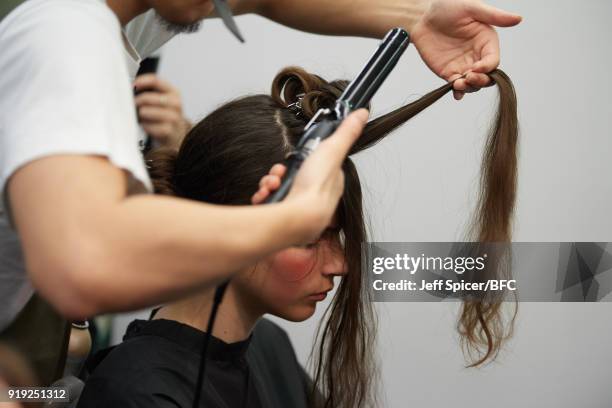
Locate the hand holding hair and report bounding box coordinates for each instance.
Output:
[411,0,522,100]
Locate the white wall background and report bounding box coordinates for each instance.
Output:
[115,1,612,406]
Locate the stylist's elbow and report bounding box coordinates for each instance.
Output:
[24,233,111,321]
[8,155,132,320]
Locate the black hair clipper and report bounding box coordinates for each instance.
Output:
[265,27,410,203]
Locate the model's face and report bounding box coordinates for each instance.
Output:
[233,226,347,322]
[148,0,215,32]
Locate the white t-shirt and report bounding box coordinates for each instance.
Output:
[0,0,175,331]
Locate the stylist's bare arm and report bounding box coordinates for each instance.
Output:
[7,111,367,320]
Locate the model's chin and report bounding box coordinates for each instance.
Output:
[275,304,317,323]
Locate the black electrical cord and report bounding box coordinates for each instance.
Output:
[192,280,229,408]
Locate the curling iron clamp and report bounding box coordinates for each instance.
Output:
[265,27,411,203]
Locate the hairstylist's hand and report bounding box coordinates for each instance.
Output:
[134,74,191,150]
[411,0,522,100]
[252,109,369,242]
[252,164,286,205]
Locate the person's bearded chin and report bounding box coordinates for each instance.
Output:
[155,12,203,34]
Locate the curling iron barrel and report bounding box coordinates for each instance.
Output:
[265,28,410,203]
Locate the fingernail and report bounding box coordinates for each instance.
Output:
[355,109,369,121]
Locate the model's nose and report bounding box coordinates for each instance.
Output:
[320,242,347,277]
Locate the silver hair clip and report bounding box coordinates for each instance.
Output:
[287,93,305,117]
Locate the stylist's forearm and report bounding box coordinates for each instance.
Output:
[83,196,307,314]
[255,0,431,38]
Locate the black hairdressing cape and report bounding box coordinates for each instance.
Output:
[77,318,314,408]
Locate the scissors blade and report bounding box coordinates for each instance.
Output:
[211,0,245,43]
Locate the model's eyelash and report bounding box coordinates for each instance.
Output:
[295,227,343,250]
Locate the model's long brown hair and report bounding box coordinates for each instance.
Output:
[146,66,518,407]
[349,68,519,367]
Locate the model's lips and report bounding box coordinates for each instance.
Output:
[308,289,333,301]
[308,293,327,301]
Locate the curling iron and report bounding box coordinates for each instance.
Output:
[266,27,411,203]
